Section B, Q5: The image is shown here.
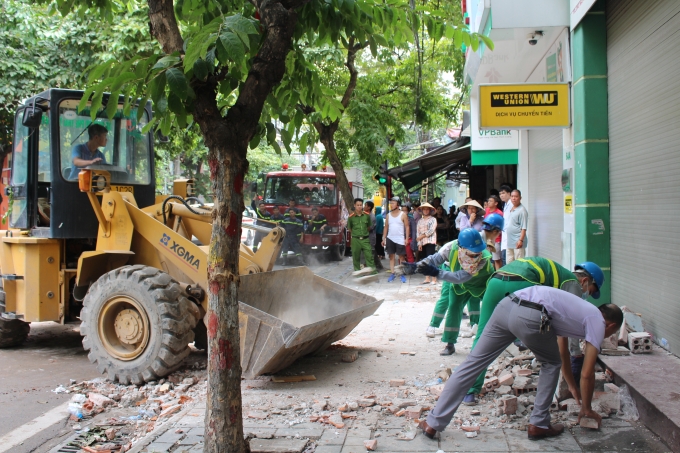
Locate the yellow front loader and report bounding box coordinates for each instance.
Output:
[0,89,383,384]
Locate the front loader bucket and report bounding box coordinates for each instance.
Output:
[237,267,383,378]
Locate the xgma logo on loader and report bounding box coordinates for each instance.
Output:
[160,233,201,270]
[490,91,559,107]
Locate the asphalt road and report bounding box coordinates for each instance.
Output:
[0,321,101,452]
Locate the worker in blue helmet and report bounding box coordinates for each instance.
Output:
[481,213,504,270]
[399,228,494,355]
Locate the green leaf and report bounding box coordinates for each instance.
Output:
[249,133,261,149]
[149,72,166,104]
[157,94,168,113]
[219,32,245,63]
[88,59,114,83]
[480,34,494,51]
[167,92,184,115]
[166,68,188,101]
[266,122,277,144]
[470,35,479,52]
[111,72,137,91]
[90,91,104,120]
[193,58,210,82]
[152,55,180,70]
[461,31,471,48]
[105,91,120,119]
[454,28,462,49]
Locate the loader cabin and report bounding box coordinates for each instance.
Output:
[9,89,156,243]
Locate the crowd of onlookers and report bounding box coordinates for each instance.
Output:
[366,183,529,283]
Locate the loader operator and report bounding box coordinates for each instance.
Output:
[462,258,605,406]
[68,124,108,180]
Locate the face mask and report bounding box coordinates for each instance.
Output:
[581,291,590,300]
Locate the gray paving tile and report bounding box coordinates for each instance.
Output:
[439,428,509,452]
[314,447,342,453]
[274,427,324,439]
[143,442,174,453]
[504,427,580,451]
[318,429,347,446]
[571,426,670,452]
[249,438,309,453]
[370,428,439,451]
[154,430,184,445]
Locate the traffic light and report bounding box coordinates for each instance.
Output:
[373,162,388,184]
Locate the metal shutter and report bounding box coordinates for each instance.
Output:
[608,0,680,354]
[527,130,563,262]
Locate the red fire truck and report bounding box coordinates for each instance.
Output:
[261,166,363,260]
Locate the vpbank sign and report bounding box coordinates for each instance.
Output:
[470,98,519,151]
[479,83,570,129]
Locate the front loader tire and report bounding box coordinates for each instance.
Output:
[80,265,200,384]
[0,317,30,348]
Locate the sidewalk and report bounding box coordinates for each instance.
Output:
[83,258,672,453]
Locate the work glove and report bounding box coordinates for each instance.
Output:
[417,264,440,277]
[395,263,417,275]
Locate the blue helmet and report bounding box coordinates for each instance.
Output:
[458,228,486,253]
[575,262,605,299]
[482,213,504,232]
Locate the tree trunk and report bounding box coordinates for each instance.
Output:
[175,2,298,453]
[317,125,355,211]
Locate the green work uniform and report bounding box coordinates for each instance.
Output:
[467,257,579,395]
[430,242,493,344]
[348,212,375,271]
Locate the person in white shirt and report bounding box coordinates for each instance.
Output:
[382,197,410,283]
[418,286,622,442]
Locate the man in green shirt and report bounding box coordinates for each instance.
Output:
[347,198,376,276]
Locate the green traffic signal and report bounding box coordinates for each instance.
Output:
[374,174,387,184]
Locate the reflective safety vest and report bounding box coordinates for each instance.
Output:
[449,241,494,297]
[498,256,577,288]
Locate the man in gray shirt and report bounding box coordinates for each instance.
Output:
[419,286,623,441]
[505,189,528,263]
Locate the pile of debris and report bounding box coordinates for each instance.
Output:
[601,306,659,356]
[54,368,206,452]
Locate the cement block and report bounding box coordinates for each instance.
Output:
[249,438,308,453]
[579,417,601,429]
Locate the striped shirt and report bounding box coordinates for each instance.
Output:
[417,216,437,246]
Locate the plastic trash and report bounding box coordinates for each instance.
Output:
[618,384,639,421]
[68,402,83,419]
[138,408,156,418]
[425,378,443,387]
[71,394,87,404]
[52,385,68,394]
[660,338,669,349]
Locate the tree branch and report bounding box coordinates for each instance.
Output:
[340,37,366,110]
[147,0,184,54]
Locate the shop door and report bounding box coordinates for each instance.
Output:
[607,0,680,353]
[527,130,563,262]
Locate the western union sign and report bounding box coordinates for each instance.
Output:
[479,83,570,129]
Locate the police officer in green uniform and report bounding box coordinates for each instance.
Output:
[415,228,494,355]
[462,258,604,405]
[347,198,376,275]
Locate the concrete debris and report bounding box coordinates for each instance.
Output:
[465,431,478,438]
[341,352,358,363]
[604,383,620,393]
[56,367,206,449]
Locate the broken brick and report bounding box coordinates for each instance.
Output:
[389,379,406,387]
[358,399,376,407]
[501,395,518,415]
[363,439,377,451]
[404,406,422,419]
[461,425,480,432]
[498,373,514,387]
[88,393,114,408]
